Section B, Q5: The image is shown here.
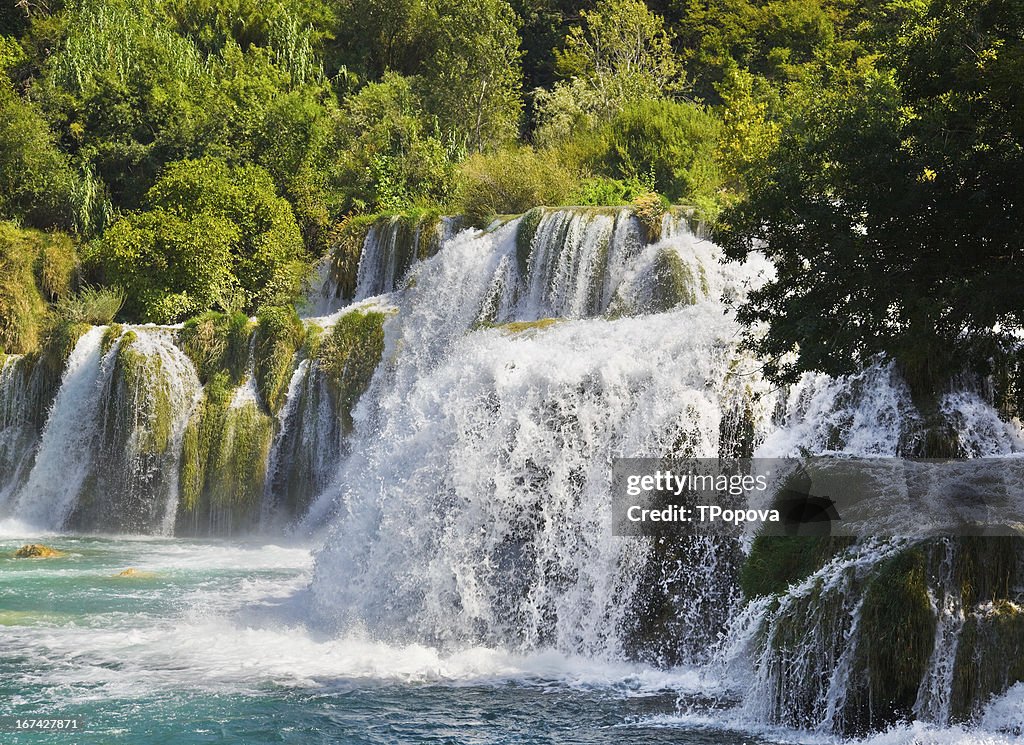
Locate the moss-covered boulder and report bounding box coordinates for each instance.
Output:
[649,247,705,312]
[326,211,444,303]
[314,309,388,432]
[176,373,274,535]
[176,311,253,385]
[253,305,305,415]
[13,543,65,558]
[740,536,1024,735]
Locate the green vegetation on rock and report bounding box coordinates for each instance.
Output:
[177,372,274,535]
[176,311,253,385]
[315,309,388,431]
[254,305,305,414]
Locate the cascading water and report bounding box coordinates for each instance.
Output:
[7,326,201,533]
[305,213,778,661]
[1,207,1022,742]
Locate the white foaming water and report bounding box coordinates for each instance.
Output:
[11,327,110,528]
[0,354,41,509]
[756,365,919,458]
[2,208,1022,742]
[7,327,201,533]
[125,328,203,534]
[306,213,777,658]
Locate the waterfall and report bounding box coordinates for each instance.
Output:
[1,206,1021,736]
[306,213,777,658]
[11,327,111,529]
[0,354,45,509]
[8,326,201,533]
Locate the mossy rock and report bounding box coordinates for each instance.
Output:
[740,535,854,598]
[101,323,123,355]
[13,543,65,559]
[254,305,305,415]
[316,309,388,432]
[482,318,563,335]
[631,192,669,243]
[116,332,173,454]
[327,214,377,301]
[952,600,1024,721]
[650,247,703,312]
[177,373,274,535]
[848,547,937,729]
[515,207,544,278]
[176,311,253,385]
[115,568,157,579]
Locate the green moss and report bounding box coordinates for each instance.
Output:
[740,535,853,598]
[414,211,444,260]
[952,600,1024,721]
[101,324,123,355]
[316,310,388,432]
[854,547,937,725]
[327,215,377,300]
[952,536,1021,606]
[481,318,563,335]
[177,372,273,535]
[254,305,305,415]
[115,333,172,454]
[176,311,253,385]
[301,323,324,357]
[516,207,544,277]
[650,247,699,311]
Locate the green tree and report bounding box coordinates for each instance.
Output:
[0,79,80,230]
[96,157,307,322]
[333,72,457,212]
[555,0,683,109]
[421,0,523,152]
[719,0,1024,397]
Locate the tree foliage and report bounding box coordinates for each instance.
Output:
[719,0,1024,394]
[95,158,306,322]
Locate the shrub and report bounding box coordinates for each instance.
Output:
[0,80,81,231]
[51,285,124,326]
[0,223,78,354]
[456,146,577,226]
[603,99,723,203]
[96,157,308,322]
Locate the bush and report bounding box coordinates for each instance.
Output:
[95,157,308,322]
[0,223,78,354]
[0,80,81,231]
[456,146,577,226]
[333,73,459,214]
[603,99,723,203]
[51,285,124,326]
[570,175,650,206]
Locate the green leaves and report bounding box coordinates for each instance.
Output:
[97,157,306,323]
[719,0,1024,397]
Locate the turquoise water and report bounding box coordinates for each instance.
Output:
[1,536,1017,745]
[0,535,777,744]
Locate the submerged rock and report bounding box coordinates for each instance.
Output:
[115,568,156,578]
[13,543,65,558]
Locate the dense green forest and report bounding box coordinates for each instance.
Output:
[0,0,1021,394]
